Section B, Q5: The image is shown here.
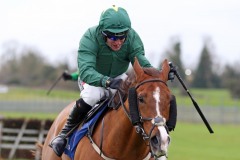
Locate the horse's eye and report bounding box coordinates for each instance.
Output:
[138,96,144,103]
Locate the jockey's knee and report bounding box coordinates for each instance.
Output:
[80,95,101,107]
[80,84,105,107]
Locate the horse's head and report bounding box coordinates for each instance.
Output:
[127,57,171,159]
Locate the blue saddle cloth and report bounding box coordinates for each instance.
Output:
[64,102,108,160]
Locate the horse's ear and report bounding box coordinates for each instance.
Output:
[161,59,170,81]
[133,57,144,80]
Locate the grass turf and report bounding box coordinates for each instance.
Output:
[168,122,240,160]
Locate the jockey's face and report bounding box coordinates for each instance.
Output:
[106,38,125,51]
[102,31,127,51]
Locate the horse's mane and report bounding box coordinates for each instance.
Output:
[110,67,162,106]
[121,67,161,95]
[143,67,161,77]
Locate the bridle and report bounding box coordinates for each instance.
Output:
[135,79,167,89]
[120,78,169,140]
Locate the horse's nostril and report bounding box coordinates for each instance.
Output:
[168,136,171,144]
[151,136,159,145]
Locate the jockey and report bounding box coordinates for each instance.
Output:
[50,5,177,157]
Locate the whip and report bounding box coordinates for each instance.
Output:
[46,71,68,95]
[169,62,214,134]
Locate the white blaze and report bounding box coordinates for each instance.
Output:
[153,87,161,116]
[153,87,169,153]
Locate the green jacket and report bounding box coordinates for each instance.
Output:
[78,26,152,87]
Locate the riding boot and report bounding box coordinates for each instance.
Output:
[49,98,92,157]
[166,95,177,132]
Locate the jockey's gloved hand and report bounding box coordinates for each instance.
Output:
[62,72,72,81]
[106,78,123,89]
[168,62,177,81]
[168,71,175,81]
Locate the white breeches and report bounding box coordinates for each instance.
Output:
[78,73,127,107]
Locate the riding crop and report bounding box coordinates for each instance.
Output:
[169,62,214,134]
[46,71,67,95]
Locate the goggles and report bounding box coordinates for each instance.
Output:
[102,31,127,41]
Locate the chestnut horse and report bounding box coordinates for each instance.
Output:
[41,58,172,160]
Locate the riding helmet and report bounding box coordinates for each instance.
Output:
[99,5,131,33]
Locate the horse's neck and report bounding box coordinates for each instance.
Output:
[105,106,147,149]
[103,107,149,158]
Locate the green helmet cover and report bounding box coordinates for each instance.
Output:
[99,5,131,33]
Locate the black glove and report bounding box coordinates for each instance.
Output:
[106,78,123,89]
[168,62,177,81]
[62,72,72,81]
[168,71,175,81]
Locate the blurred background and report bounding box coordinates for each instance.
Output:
[0,0,240,160]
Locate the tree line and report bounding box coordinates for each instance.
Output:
[162,37,240,98]
[0,41,78,91]
[0,39,240,98]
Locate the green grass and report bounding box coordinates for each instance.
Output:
[1,86,240,107]
[0,86,78,119]
[1,86,240,120]
[168,123,240,160]
[171,88,240,107]
[0,111,58,120]
[0,86,79,101]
